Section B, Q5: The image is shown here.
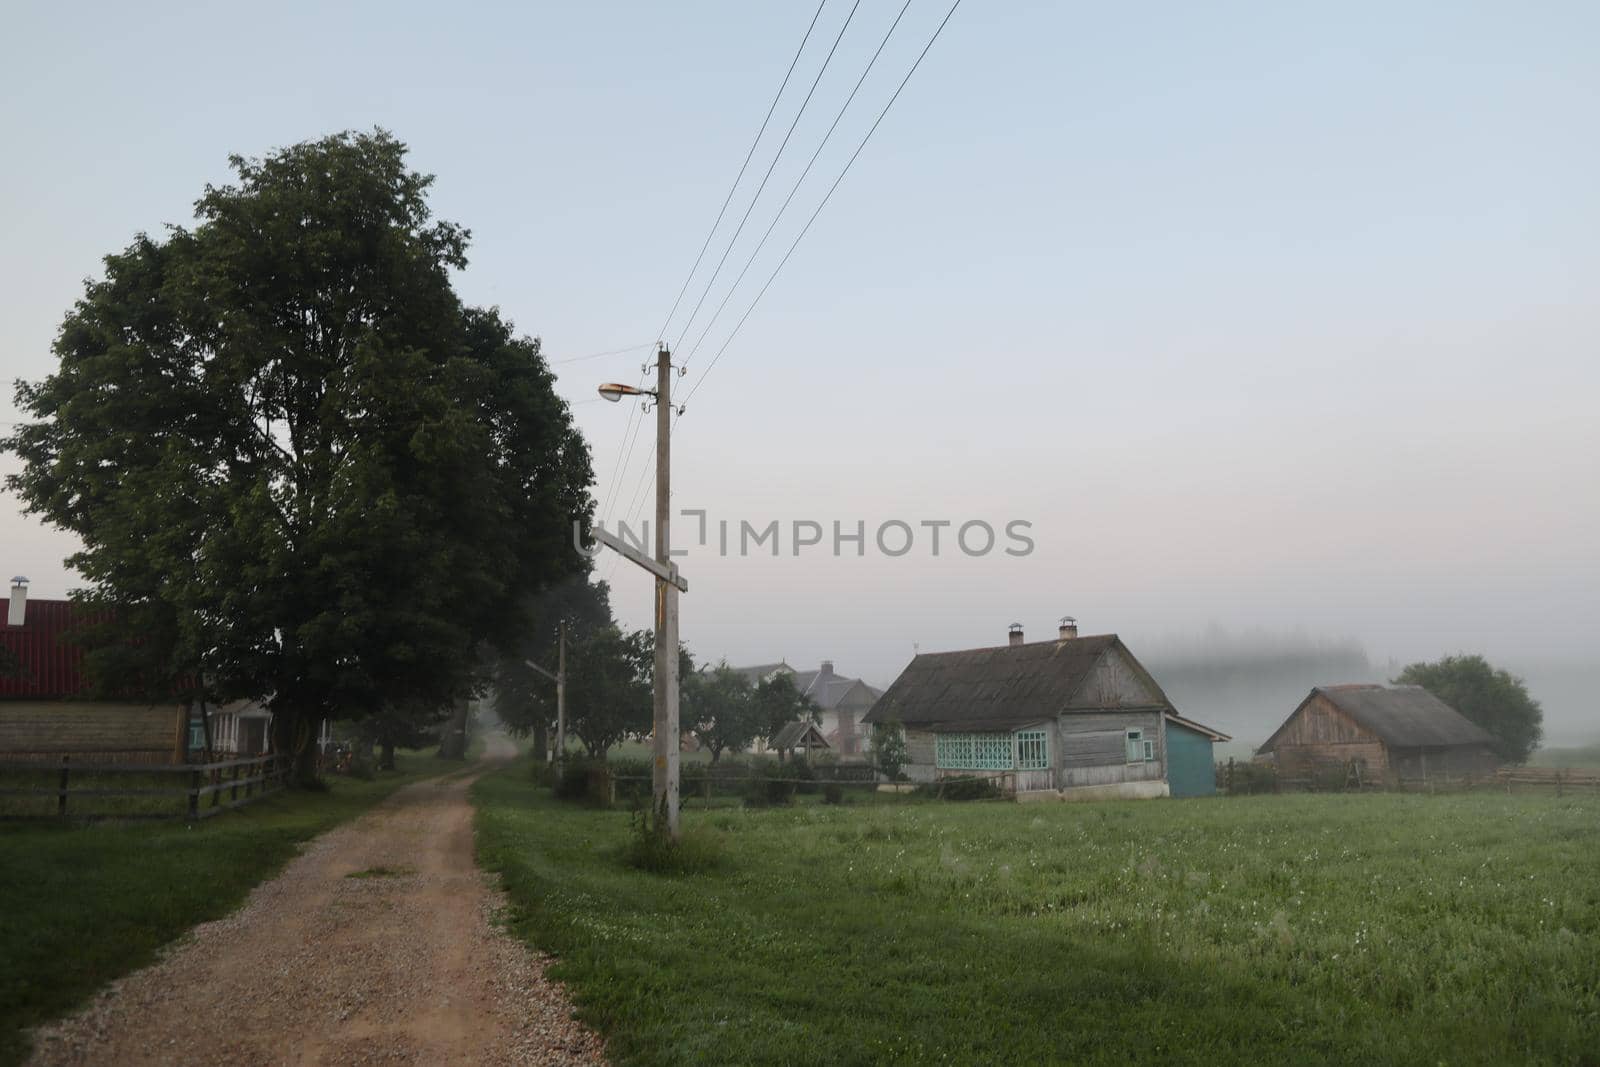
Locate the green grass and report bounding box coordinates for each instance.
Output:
[0,754,449,1067]
[474,771,1600,1065]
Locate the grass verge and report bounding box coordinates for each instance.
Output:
[0,753,448,1066]
[474,767,1600,1066]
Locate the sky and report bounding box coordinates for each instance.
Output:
[2,2,1597,736]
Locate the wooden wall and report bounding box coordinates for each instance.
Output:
[0,702,186,763]
[1056,710,1164,789]
[1065,648,1163,710]
[1266,694,1389,775]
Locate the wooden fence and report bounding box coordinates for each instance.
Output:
[1218,757,1600,797]
[0,754,288,821]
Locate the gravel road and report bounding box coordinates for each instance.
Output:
[26,759,605,1066]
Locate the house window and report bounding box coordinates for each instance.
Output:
[188,718,207,753]
[1126,729,1155,763]
[1016,730,1049,770]
[936,732,1016,771]
[937,730,1050,771]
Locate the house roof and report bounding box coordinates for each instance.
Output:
[1260,685,1495,753]
[0,598,99,700]
[719,660,882,711]
[862,634,1179,730]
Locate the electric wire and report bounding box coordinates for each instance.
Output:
[599,0,832,525]
[679,0,916,368]
[670,0,864,355]
[680,0,964,411]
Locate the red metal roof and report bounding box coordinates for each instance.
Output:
[0,598,101,700]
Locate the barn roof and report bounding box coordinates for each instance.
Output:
[1260,685,1495,752]
[861,634,1176,729]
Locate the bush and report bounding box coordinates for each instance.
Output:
[789,756,819,795]
[823,782,845,805]
[608,756,652,806]
[554,758,612,804]
[682,762,712,801]
[920,775,1000,801]
[743,757,796,807]
[621,797,725,875]
[347,755,376,781]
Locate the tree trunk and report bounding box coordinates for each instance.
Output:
[379,739,395,771]
[272,707,322,787]
[436,699,469,760]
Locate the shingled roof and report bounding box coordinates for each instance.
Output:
[862,634,1174,730]
[1262,685,1495,752]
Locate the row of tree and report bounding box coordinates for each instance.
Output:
[491,578,820,760]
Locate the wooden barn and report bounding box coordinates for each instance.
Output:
[1257,684,1499,784]
[1,585,188,764]
[863,620,1230,800]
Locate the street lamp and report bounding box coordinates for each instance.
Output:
[595,347,682,841]
[598,382,651,403]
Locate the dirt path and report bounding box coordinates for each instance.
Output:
[27,756,605,1066]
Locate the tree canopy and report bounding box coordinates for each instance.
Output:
[3,130,593,780]
[1394,654,1543,763]
[685,664,764,763]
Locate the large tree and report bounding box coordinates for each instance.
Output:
[564,626,653,757]
[4,130,593,782]
[1394,654,1544,764]
[753,672,820,740]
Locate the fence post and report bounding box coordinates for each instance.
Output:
[58,756,69,817]
[231,762,240,802]
[188,767,200,820]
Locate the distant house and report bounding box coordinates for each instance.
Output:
[721,659,883,758]
[1257,684,1499,783]
[863,620,1230,799]
[0,585,188,764]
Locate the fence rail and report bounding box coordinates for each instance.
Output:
[0,754,288,821]
[1218,757,1600,797]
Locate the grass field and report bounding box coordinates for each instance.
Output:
[0,753,453,1067]
[475,768,1600,1066]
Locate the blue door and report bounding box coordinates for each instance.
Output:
[1166,721,1217,798]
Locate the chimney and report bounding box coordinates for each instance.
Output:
[1058,616,1078,640]
[8,577,28,627]
[1008,623,1024,647]
[819,660,834,678]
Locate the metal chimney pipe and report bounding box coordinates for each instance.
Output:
[8,577,28,627]
[1058,616,1078,641]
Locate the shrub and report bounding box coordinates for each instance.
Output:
[921,775,1000,801]
[743,757,795,807]
[555,758,612,804]
[608,756,652,806]
[823,782,845,805]
[346,755,376,781]
[622,797,725,875]
[789,756,819,795]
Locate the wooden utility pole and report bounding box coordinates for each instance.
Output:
[653,344,681,841]
[555,619,567,761]
[524,618,567,764]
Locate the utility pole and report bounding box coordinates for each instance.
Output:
[652,344,681,841]
[523,618,567,765]
[555,619,566,762]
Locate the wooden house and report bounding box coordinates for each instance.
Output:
[1257,684,1499,783]
[0,587,188,764]
[862,621,1230,799]
[770,720,830,761]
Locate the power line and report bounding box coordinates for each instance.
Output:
[550,342,655,366]
[671,0,865,354]
[601,1,836,523]
[654,0,831,347]
[681,0,965,410]
[680,0,916,368]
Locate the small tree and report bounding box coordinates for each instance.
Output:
[686,664,761,763]
[872,719,908,782]
[1394,654,1543,764]
[753,672,819,741]
[566,627,652,758]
